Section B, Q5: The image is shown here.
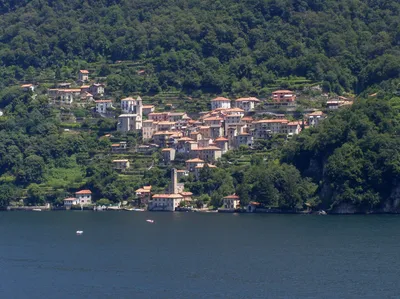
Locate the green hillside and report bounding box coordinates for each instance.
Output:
[0,0,400,94]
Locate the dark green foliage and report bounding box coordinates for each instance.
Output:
[0,0,400,93]
[283,97,400,211]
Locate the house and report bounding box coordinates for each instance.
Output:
[252,119,289,137]
[111,141,127,153]
[120,96,143,114]
[48,89,81,105]
[118,114,142,132]
[157,121,176,131]
[78,70,89,82]
[211,97,231,110]
[21,84,35,92]
[142,120,157,140]
[222,194,240,209]
[149,194,184,211]
[272,90,296,104]
[308,111,325,127]
[186,158,205,172]
[214,137,229,153]
[287,122,302,136]
[162,148,176,163]
[75,190,92,205]
[224,114,243,133]
[148,112,170,122]
[112,159,130,170]
[191,146,222,163]
[169,112,188,122]
[63,197,79,207]
[95,100,113,114]
[89,83,105,97]
[80,92,94,102]
[326,100,340,110]
[234,133,253,148]
[235,97,260,112]
[142,105,155,116]
[135,186,152,205]
[152,131,180,147]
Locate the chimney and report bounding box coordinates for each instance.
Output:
[170,168,178,194]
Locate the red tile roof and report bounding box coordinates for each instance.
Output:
[215,137,229,141]
[223,194,240,199]
[211,97,231,102]
[186,158,205,163]
[80,70,89,74]
[76,190,92,194]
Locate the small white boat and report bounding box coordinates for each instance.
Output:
[133,208,145,212]
[76,230,84,235]
[146,219,154,223]
[32,209,42,212]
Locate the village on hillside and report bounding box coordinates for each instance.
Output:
[18,69,354,212]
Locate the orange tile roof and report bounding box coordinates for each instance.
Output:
[162,148,174,151]
[76,190,92,194]
[180,192,193,196]
[142,105,155,108]
[80,70,89,74]
[211,97,231,102]
[215,137,229,141]
[224,194,240,199]
[186,158,205,163]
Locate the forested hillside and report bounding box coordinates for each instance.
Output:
[1,0,400,94]
[283,95,400,212]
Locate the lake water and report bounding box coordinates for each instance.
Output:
[1,212,400,298]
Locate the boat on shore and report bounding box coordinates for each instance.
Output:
[32,208,42,212]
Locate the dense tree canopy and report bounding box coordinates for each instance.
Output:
[283,96,400,212]
[0,0,400,93]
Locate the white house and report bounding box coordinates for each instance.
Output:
[78,70,89,82]
[211,97,231,110]
[63,197,79,207]
[222,194,240,209]
[308,111,325,127]
[117,114,142,132]
[121,96,143,114]
[112,159,130,170]
[149,194,184,211]
[21,84,35,92]
[89,83,105,97]
[235,97,260,112]
[75,190,92,205]
[95,100,113,113]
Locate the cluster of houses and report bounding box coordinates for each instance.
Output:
[105,91,335,172]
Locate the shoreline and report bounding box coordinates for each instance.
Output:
[3,206,400,215]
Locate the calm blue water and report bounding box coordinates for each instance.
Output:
[1,212,400,298]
